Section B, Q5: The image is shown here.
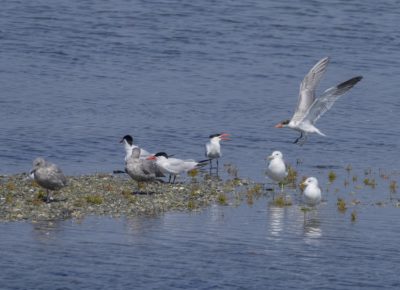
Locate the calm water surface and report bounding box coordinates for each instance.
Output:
[0,0,399,289]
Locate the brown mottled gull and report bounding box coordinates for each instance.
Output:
[30,157,67,202]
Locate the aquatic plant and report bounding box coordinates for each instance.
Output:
[345,164,352,173]
[246,193,254,206]
[337,198,347,213]
[390,181,397,194]
[379,168,389,180]
[364,168,372,176]
[344,179,349,187]
[363,178,376,188]
[272,195,292,207]
[187,200,196,209]
[187,169,198,178]
[217,193,228,205]
[352,175,358,182]
[247,184,263,196]
[85,195,103,205]
[328,171,337,183]
[351,210,357,222]
[285,166,298,186]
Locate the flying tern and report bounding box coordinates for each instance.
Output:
[275,57,362,144]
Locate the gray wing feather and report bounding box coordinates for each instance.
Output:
[141,160,165,177]
[44,164,67,188]
[291,57,330,123]
[302,76,362,124]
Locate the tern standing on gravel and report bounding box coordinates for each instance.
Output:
[205,133,230,175]
[30,157,67,203]
[148,152,208,184]
[275,57,363,145]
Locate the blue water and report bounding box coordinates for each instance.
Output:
[1,197,400,289]
[1,0,400,288]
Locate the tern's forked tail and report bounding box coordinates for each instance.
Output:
[196,160,210,168]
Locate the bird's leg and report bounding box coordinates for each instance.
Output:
[46,190,51,203]
[216,159,219,176]
[209,159,212,175]
[168,175,172,183]
[172,175,176,184]
[280,182,284,193]
[294,132,303,144]
[298,134,308,146]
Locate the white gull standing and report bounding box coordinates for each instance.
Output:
[266,151,288,192]
[302,177,322,206]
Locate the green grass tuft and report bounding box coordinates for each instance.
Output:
[328,171,337,183]
[390,181,397,194]
[363,178,376,188]
[272,195,292,207]
[337,198,347,213]
[85,195,103,205]
[217,193,228,205]
[187,200,196,209]
[351,210,357,222]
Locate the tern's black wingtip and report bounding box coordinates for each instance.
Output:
[338,76,363,90]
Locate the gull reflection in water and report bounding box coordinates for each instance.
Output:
[268,206,285,240]
[303,216,322,245]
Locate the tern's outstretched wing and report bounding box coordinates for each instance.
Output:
[291,57,330,123]
[302,76,363,124]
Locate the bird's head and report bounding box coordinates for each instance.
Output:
[267,151,283,160]
[275,119,290,128]
[209,133,230,142]
[120,135,133,145]
[32,157,46,169]
[147,152,169,160]
[301,177,319,187]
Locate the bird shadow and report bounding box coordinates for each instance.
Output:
[131,190,160,195]
[40,196,68,203]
